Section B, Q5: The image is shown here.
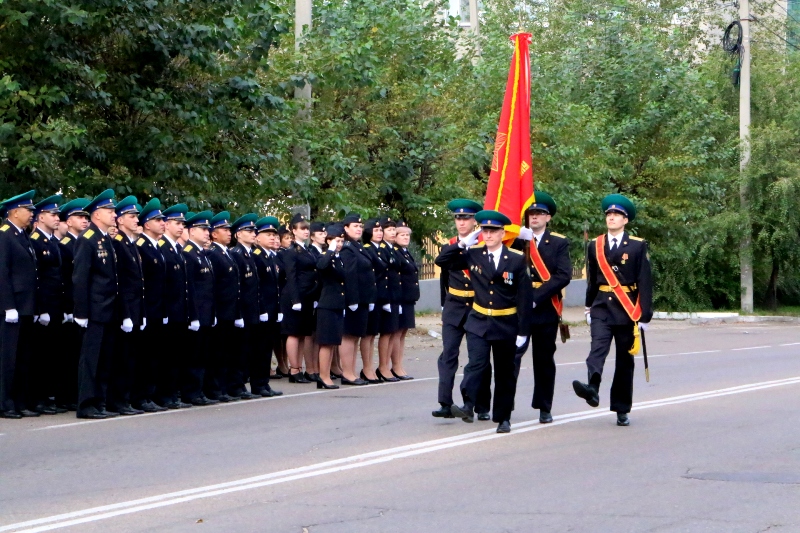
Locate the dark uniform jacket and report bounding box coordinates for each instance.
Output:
[340,239,377,307]
[159,238,189,323]
[253,245,281,318]
[438,235,474,328]
[381,243,402,305]
[396,245,420,304]
[527,229,571,325]
[230,243,260,325]
[316,251,346,310]
[436,243,530,341]
[0,219,37,316]
[30,228,63,318]
[207,242,240,322]
[363,241,389,306]
[281,242,319,307]
[309,243,325,259]
[182,241,214,327]
[585,231,653,325]
[59,233,78,316]
[73,223,118,323]
[137,234,167,323]
[112,233,145,326]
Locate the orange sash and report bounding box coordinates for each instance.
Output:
[595,234,641,322]
[529,239,563,317]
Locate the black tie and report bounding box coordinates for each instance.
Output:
[488,253,496,275]
[610,238,618,251]
[176,243,183,252]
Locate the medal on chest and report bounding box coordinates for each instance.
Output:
[621,253,628,265]
[503,271,513,285]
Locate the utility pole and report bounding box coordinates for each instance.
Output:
[469,0,480,34]
[294,0,312,186]
[739,0,753,313]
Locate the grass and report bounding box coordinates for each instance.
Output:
[752,306,800,317]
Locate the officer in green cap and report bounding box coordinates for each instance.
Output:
[29,195,67,414]
[72,189,120,419]
[572,193,653,426]
[432,199,492,421]
[253,216,284,394]
[435,209,531,433]
[0,190,38,418]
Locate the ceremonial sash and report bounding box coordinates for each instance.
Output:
[595,234,641,355]
[529,239,562,317]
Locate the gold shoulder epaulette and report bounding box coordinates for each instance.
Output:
[60,237,70,245]
[380,243,386,248]
[364,243,371,248]
[507,247,523,255]
[470,243,485,249]
[184,244,193,253]
[158,239,165,246]
[83,229,95,239]
[253,248,261,255]
[0,224,8,232]
[629,236,645,242]
[114,233,123,241]
[136,237,145,246]
[549,232,566,239]
[31,231,40,240]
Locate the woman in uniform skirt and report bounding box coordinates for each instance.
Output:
[376,216,401,383]
[280,213,319,383]
[360,218,386,383]
[315,224,346,389]
[391,221,418,380]
[303,221,327,382]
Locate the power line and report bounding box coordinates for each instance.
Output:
[752,0,800,27]
[752,14,800,50]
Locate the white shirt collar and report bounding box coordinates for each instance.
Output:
[241,243,252,253]
[486,245,503,268]
[8,220,23,233]
[189,240,203,250]
[37,227,53,239]
[214,242,228,252]
[68,231,79,240]
[607,231,624,246]
[143,233,160,247]
[312,243,324,254]
[163,234,178,250]
[532,229,545,243]
[295,240,306,249]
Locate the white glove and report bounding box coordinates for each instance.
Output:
[75,317,88,328]
[382,304,391,312]
[121,318,133,333]
[163,317,169,325]
[277,313,284,322]
[188,320,200,332]
[234,318,244,328]
[291,303,302,311]
[34,315,39,323]
[259,313,269,322]
[39,313,51,326]
[5,309,19,323]
[518,227,533,241]
[313,301,318,309]
[62,313,73,324]
[458,229,481,248]
[399,306,403,315]
[585,312,591,326]
[515,335,527,348]
[532,302,537,309]
[343,309,346,317]
[639,322,649,331]
[213,317,217,327]
[369,303,375,311]
[348,304,358,312]
[140,317,147,331]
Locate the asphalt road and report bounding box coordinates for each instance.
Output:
[2,321,800,533]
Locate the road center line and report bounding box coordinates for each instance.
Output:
[4,375,800,533]
[731,345,772,351]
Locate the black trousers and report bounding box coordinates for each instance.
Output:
[205,320,235,399]
[58,321,82,407]
[0,316,34,412]
[156,322,187,404]
[132,322,163,405]
[33,319,62,407]
[108,327,139,408]
[249,321,275,393]
[514,321,559,412]
[226,323,248,396]
[461,332,516,423]
[437,320,491,412]
[586,317,635,414]
[77,320,115,413]
[182,326,209,402]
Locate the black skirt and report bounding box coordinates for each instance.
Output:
[365,307,380,336]
[280,297,316,337]
[343,305,370,337]
[379,303,401,335]
[316,308,344,346]
[399,303,415,330]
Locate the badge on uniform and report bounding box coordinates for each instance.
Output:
[503,271,513,285]
[621,253,628,265]
[470,264,482,275]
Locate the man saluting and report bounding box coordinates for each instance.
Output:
[572,194,653,426]
[435,210,531,433]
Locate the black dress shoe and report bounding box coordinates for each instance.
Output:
[262,386,283,397]
[100,410,119,418]
[497,420,511,433]
[539,411,553,424]
[177,401,192,408]
[238,391,260,400]
[360,370,382,384]
[77,408,108,420]
[330,371,343,380]
[572,380,600,407]
[341,377,368,386]
[190,397,211,406]
[162,402,181,410]
[136,401,164,413]
[450,404,474,423]
[391,369,413,380]
[317,380,340,390]
[275,368,291,378]
[432,405,455,418]
[304,372,320,383]
[115,405,144,416]
[0,410,22,419]
[58,403,78,412]
[19,409,41,417]
[202,396,219,404]
[617,413,630,426]
[35,404,58,415]
[376,369,399,383]
[288,372,311,384]
[53,405,68,414]
[477,412,491,421]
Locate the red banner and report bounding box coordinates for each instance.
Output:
[484,33,534,238]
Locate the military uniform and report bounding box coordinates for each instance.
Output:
[252,216,283,397]
[340,214,376,338]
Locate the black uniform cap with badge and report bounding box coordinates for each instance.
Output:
[59,198,91,222]
[341,212,362,226]
[447,199,483,220]
[289,212,308,229]
[325,223,345,240]
[309,220,326,234]
[378,215,396,229]
[602,193,636,221]
[33,195,63,217]
[0,190,36,218]
[138,198,165,224]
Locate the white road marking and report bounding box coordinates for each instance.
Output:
[5,375,800,533]
[731,345,772,351]
[780,342,800,346]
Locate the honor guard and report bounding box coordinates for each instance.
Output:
[252,216,284,396]
[435,210,531,433]
[433,199,492,421]
[0,191,38,418]
[572,194,653,426]
[57,198,90,411]
[157,203,192,408]
[73,189,119,419]
[181,211,218,405]
[133,199,168,413]
[106,196,146,416]
[513,192,571,423]
[30,195,68,415]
